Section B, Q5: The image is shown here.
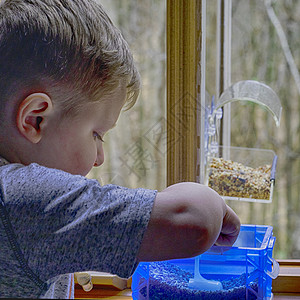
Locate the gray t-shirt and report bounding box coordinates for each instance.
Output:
[0,159,156,298]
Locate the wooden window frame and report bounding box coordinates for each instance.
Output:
[166,0,202,185]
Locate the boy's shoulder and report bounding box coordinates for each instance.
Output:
[0,161,91,198]
[0,160,157,211]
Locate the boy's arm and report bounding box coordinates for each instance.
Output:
[137,182,240,261]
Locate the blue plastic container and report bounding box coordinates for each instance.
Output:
[132,224,279,300]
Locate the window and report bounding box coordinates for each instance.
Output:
[93,0,300,260]
[80,0,300,297]
[87,0,166,191]
[212,0,300,261]
[166,0,300,261]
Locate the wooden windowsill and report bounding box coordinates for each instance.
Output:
[273,259,300,295]
[74,285,132,299]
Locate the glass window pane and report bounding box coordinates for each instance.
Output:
[229,0,300,259]
[87,0,166,191]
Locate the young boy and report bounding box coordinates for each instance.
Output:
[0,0,240,298]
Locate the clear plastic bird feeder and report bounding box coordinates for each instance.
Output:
[204,80,282,203]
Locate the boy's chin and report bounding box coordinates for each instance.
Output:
[51,165,92,177]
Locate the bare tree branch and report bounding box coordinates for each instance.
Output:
[265,0,300,95]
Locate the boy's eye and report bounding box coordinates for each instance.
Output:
[93,132,105,142]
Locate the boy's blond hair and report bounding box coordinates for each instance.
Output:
[0,0,140,116]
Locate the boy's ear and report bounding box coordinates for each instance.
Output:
[16,93,54,144]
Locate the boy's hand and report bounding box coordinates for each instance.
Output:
[215,204,240,246]
[137,182,241,262]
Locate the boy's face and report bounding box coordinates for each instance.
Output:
[37,84,127,176]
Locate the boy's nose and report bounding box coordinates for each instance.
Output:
[94,144,104,167]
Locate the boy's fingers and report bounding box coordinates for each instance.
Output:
[215,205,241,247]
